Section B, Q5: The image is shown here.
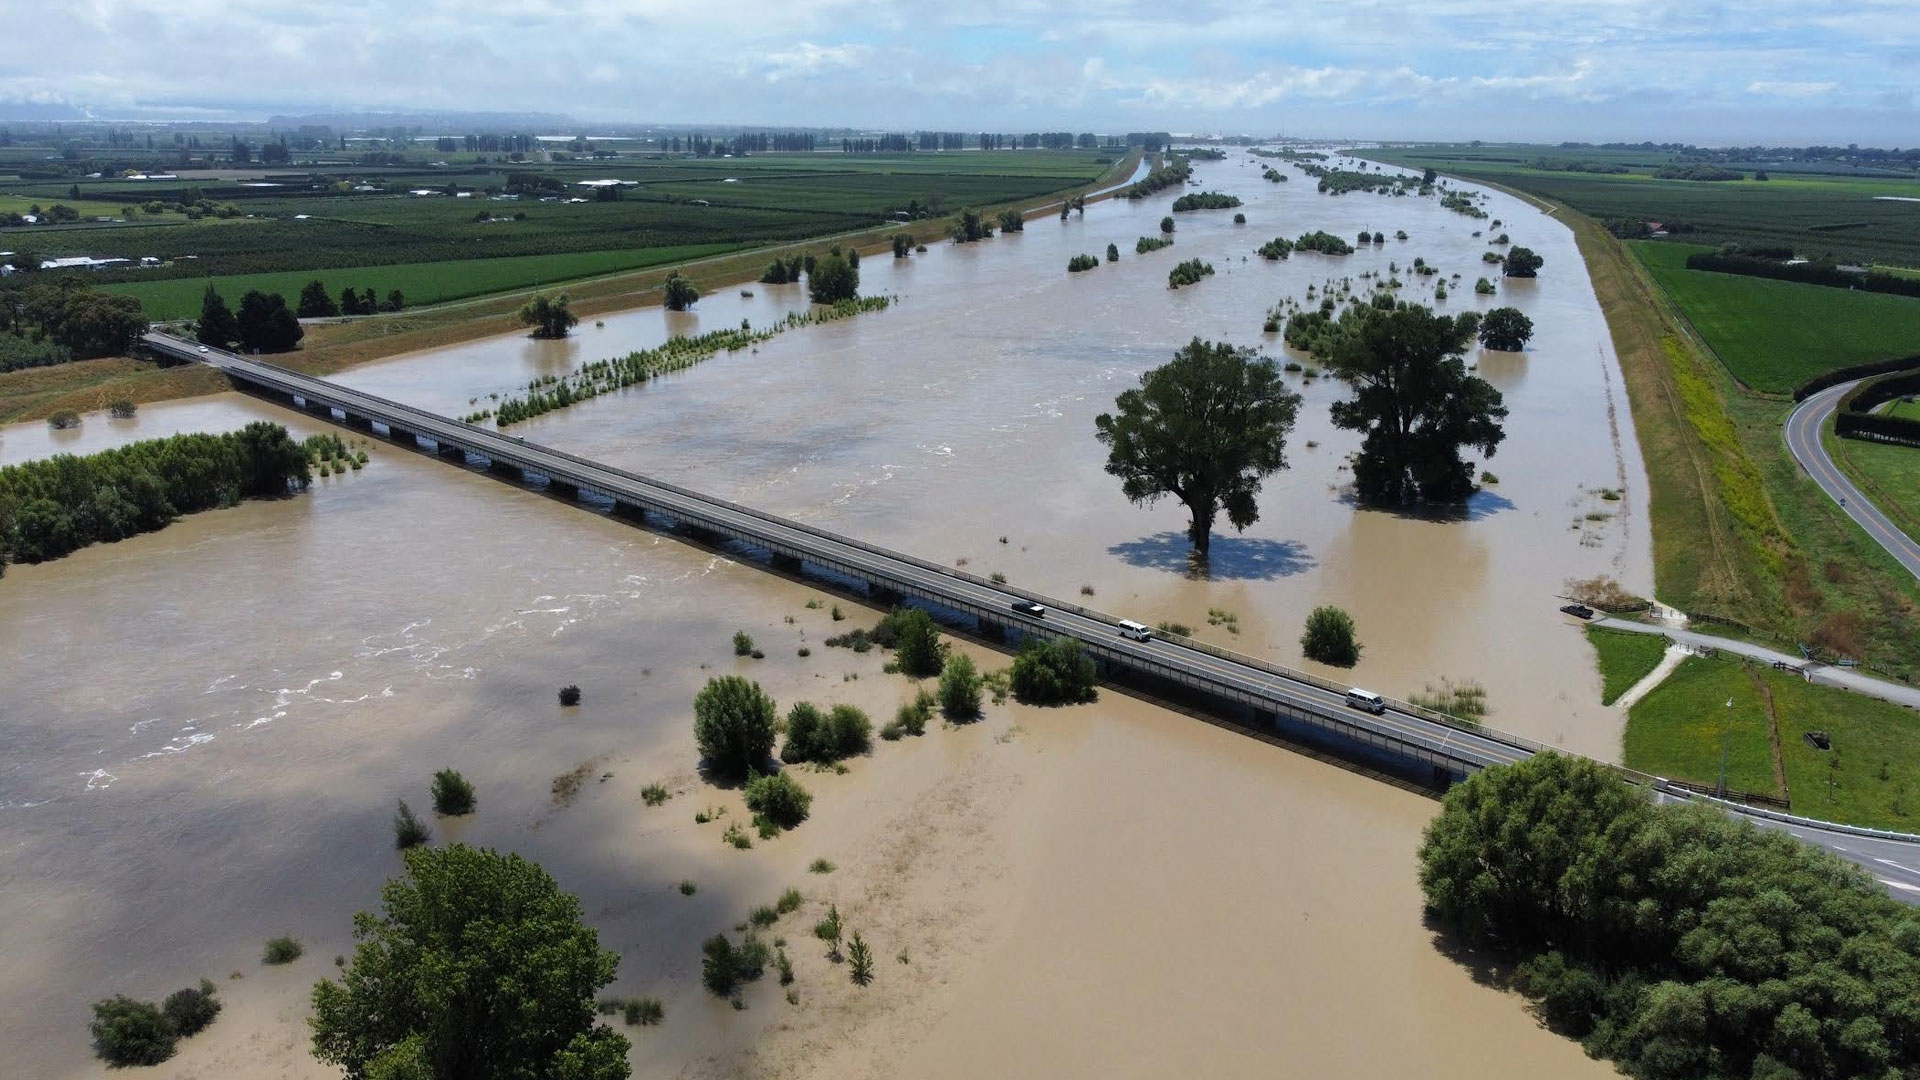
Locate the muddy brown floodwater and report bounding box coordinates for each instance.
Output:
[0,152,1639,1079]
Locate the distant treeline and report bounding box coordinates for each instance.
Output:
[1686,253,1920,299]
[0,422,310,574]
[1652,163,1744,181]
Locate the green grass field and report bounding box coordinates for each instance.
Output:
[1630,242,1920,392]
[97,243,750,319]
[1624,652,1920,828]
[1829,430,1920,540]
[1624,655,1784,796]
[1586,626,1671,705]
[1883,397,1920,422]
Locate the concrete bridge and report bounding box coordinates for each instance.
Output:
[143,331,1920,897]
[146,331,1544,787]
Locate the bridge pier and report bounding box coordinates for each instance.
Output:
[680,522,721,545]
[547,479,580,500]
[434,440,467,461]
[487,459,525,481]
[868,583,901,606]
[387,425,420,447]
[339,413,374,432]
[770,552,803,574]
[612,501,647,523]
[976,617,1010,644]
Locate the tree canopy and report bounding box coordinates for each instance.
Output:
[1477,307,1534,352]
[196,286,239,347]
[1421,753,1920,1080]
[310,844,628,1080]
[1502,246,1544,278]
[297,279,341,319]
[692,675,777,779]
[519,293,579,339]
[662,271,699,312]
[1094,338,1302,558]
[807,253,859,305]
[1327,304,1506,504]
[235,290,303,353]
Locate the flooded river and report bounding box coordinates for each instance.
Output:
[0,153,1643,1078]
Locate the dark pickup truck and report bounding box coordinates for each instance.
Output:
[1010,600,1047,618]
[1559,603,1596,620]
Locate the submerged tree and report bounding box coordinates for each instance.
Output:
[1477,307,1534,352]
[310,845,629,1080]
[518,293,579,339]
[807,253,859,304]
[1327,304,1507,504]
[662,271,699,312]
[1502,246,1544,278]
[1094,338,1301,559]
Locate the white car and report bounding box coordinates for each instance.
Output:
[196,345,208,353]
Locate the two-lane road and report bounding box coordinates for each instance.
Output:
[1785,381,1920,580]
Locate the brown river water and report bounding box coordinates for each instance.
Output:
[0,154,1641,1078]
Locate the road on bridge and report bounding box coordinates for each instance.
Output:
[150,332,1920,900]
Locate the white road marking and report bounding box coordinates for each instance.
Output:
[1879,878,1920,894]
[1875,857,1920,876]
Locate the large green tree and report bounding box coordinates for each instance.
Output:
[197,285,240,347]
[1094,338,1302,558]
[807,253,859,304]
[52,290,147,358]
[235,290,304,353]
[297,279,341,318]
[1327,304,1506,504]
[310,845,629,1080]
[661,271,699,311]
[519,293,579,339]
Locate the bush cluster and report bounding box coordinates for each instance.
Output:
[1167,258,1215,289]
[431,769,476,816]
[89,980,223,1067]
[1422,753,1920,1080]
[693,676,778,779]
[1008,638,1097,705]
[781,701,872,763]
[0,422,311,572]
[744,771,812,831]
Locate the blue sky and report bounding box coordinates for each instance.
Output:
[4,0,1916,143]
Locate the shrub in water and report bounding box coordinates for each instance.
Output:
[557,684,582,706]
[744,770,812,831]
[430,769,476,815]
[1299,606,1361,667]
[262,936,304,965]
[938,653,983,720]
[392,800,432,849]
[776,887,804,914]
[693,676,778,779]
[888,607,946,677]
[641,783,670,806]
[89,996,176,1066]
[732,631,754,657]
[847,932,874,986]
[1008,638,1097,705]
[161,979,222,1037]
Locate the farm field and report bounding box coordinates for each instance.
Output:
[1630,241,1920,392]
[1623,655,1784,797]
[1364,144,1920,269]
[98,243,748,319]
[2,150,1118,283]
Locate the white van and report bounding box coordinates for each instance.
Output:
[1344,688,1386,714]
[1117,619,1153,642]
